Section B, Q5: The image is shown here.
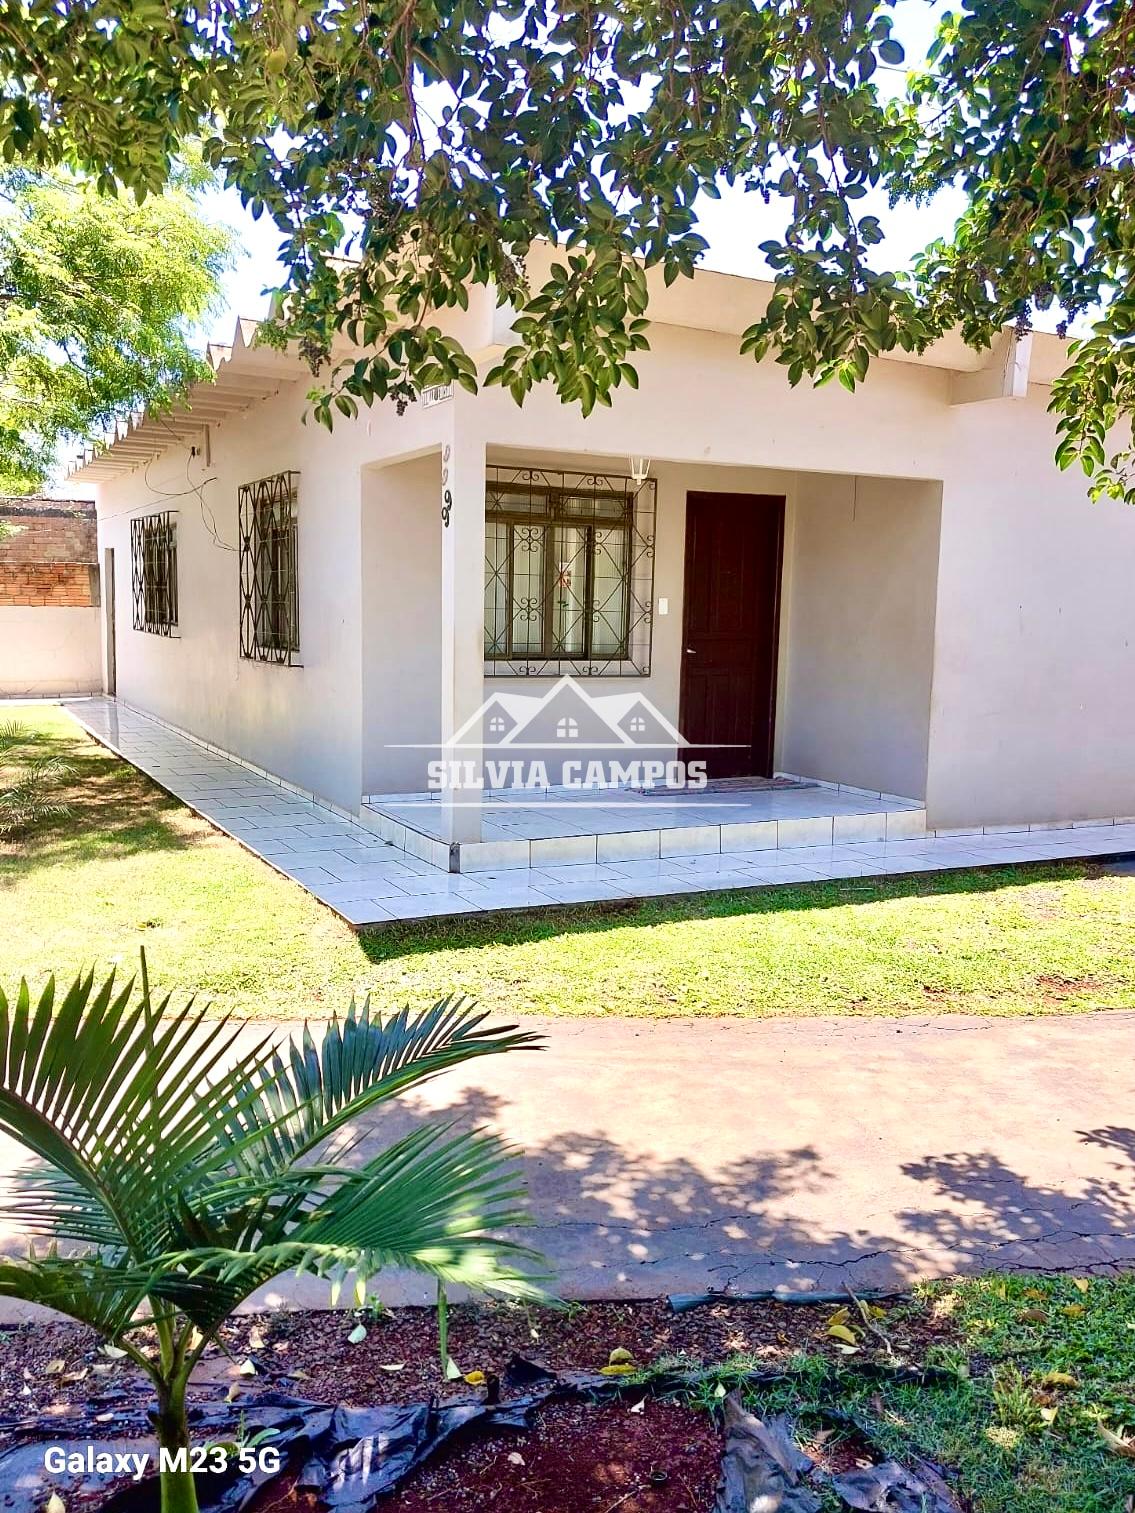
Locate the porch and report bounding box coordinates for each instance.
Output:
[362,440,946,852]
[361,779,927,873]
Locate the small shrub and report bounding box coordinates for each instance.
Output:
[0,719,71,837]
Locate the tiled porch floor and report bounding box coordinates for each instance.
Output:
[365,783,922,842]
[66,698,1135,928]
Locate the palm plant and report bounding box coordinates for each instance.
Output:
[0,718,72,837]
[0,959,544,1513]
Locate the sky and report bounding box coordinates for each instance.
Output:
[200,0,964,344]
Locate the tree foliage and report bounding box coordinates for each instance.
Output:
[1,2,1132,495]
[0,161,233,491]
[0,960,544,1513]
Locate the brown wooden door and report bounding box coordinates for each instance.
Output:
[679,492,784,778]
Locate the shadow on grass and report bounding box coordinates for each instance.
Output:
[0,717,213,878]
[355,860,1106,968]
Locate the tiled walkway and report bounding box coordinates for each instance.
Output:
[67,698,1135,928]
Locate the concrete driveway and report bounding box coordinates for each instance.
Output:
[2,1012,1133,1317]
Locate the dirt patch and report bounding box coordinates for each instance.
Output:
[1034,973,1107,1004]
[245,1397,721,1513]
[392,1396,719,1513]
[798,1419,879,1477]
[0,1295,954,1422]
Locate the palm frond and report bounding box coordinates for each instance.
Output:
[145,1125,546,1330]
[0,719,34,756]
[0,1249,148,1338]
[226,995,540,1179]
[0,965,549,1364]
[0,727,73,836]
[0,1166,128,1248]
[0,969,283,1256]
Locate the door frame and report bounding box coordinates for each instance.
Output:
[678,491,786,777]
[102,545,116,697]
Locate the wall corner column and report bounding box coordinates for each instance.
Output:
[439,416,485,845]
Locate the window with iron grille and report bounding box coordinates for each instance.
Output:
[238,472,300,664]
[484,467,656,676]
[130,511,178,635]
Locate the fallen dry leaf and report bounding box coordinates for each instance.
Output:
[1100,1423,1135,1458]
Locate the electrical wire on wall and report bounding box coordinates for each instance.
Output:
[95,418,236,553]
[151,415,236,553]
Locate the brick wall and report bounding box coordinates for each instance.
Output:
[0,497,98,607]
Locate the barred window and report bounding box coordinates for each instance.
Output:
[484,467,656,677]
[130,511,178,635]
[239,472,300,665]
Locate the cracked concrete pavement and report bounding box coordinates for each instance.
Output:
[2,1011,1133,1317]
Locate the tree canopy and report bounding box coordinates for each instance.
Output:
[0,161,232,491]
[1,1,1132,496]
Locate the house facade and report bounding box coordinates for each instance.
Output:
[68,253,1135,850]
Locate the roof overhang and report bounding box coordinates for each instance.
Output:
[68,318,304,482]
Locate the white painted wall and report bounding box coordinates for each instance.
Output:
[361,454,442,795]
[927,390,1135,827]
[92,382,369,811]
[0,607,103,696]
[778,475,942,800]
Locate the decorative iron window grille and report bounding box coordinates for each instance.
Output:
[238,472,300,665]
[130,511,178,635]
[485,466,656,677]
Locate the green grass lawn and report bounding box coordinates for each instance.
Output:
[729,1273,1135,1512]
[3,703,1135,1020]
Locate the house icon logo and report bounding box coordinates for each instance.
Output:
[424,675,707,795]
[446,675,687,751]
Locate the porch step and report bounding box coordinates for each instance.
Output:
[357,800,929,874]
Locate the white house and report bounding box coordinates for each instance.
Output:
[68,251,1135,873]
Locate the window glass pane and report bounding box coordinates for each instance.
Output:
[254,504,297,651]
[511,523,545,655]
[238,473,299,663]
[591,527,628,656]
[560,489,629,522]
[551,524,588,655]
[482,469,645,668]
[484,520,509,654]
[133,514,176,633]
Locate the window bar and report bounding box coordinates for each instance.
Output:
[484,465,655,677]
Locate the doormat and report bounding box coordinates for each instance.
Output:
[634,775,818,796]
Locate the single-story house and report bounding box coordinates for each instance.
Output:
[66,250,1135,870]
